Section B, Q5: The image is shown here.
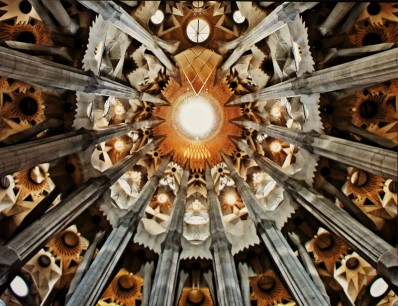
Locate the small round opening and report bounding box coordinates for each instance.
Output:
[19,1,32,14]
[236,153,241,158]
[38,255,51,268]
[145,107,151,112]
[218,167,223,173]
[62,232,79,248]
[150,10,164,25]
[19,97,38,116]
[16,31,36,44]
[320,167,330,177]
[195,174,200,179]
[118,275,136,290]
[187,289,205,305]
[258,276,275,292]
[370,278,389,297]
[233,10,246,24]
[63,102,74,113]
[315,233,334,251]
[388,181,397,193]
[346,257,359,270]
[362,32,382,46]
[10,275,29,298]
[91,215,102,224]
[367,3,381,16]
[350,170,368,187]
[322,105,334,115]
[0,177,10,189]
[65,164,75,174]
[359,100,378,119]
[172,167,177,172]
[154,151,159,157]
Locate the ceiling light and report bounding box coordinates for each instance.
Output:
[270,142,282,153]
[175,95,217,140]
[150,10,164,24]
[114,140,124,151]
[370,278,389,297]
[158,193,168,204]
[233,10,246,24]
[10,275,29,298]
[186,19,210,43]
[225,194,236,205]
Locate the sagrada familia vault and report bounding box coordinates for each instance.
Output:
[0,1,397,305]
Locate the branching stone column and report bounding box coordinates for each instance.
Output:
[66,153,172,306]
[0,138,163,291]
[205,164,244,306]
[0,46,164,103]
[0,119,163,177]
[231,139,398,292]
[221,153,329,306]
[42,0,79,34]
[218,2,317,76]
[227,48,398,104]
[148,164,190,306]
[232,120,397,180]
[78,0,179,80]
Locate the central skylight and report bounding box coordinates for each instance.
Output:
[176,95,217,140]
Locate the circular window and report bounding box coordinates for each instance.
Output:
[370,278,389,297]
[233,10,246,24]
[186,19,210,43]
[150,10,164,25]
[10,275,29,298]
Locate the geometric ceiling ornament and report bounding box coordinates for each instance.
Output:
[175,46,222,95]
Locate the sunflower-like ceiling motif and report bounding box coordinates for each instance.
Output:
[0,1,397,306]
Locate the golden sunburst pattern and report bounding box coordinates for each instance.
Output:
[47,225,89,271]
[306,228,349,272]
[99,268,143,306]
[0,21,51,46]
[334,252,377,303]
[250,270,294,306]
[351,91,397,128]
[153,48,242,171]
[349,20,397,47]
[342,167,384,205]
[358,3,398,25]
[178,288,213,306]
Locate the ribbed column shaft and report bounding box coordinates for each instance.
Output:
[233,121,397,180]
[66,154,172,306]
[228,48,398,104]
[0,46,162,102]
[148,164,190,306]
[0,119,163,177]
[219,2,317,76]
[78,0,179,80]
[232,139,398,292]
[205,164,244,306]
[0,139,163,290]
[221,153,329,306]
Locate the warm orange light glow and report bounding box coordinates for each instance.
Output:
[270,107,281,117]
[270,141,282,153]
[114,105,124,115]
[225,194,236,205]
[157,193,168,204]
[114,140,124,151]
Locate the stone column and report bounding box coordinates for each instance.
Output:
[231,139,398,292]
[0,46,164,103]
[0,138,163,290]
[0,119,163,177]
[78,0,179,81]
[42,0,79,34]
[218,2,317,76]
[66,154,172,306]
[227,48,398,104]
[205,164,244,306]
[148,164,190,306]
[232,121,397,180]
[221,153,329,306]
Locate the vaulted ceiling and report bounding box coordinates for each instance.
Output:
[0,1,397,306]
